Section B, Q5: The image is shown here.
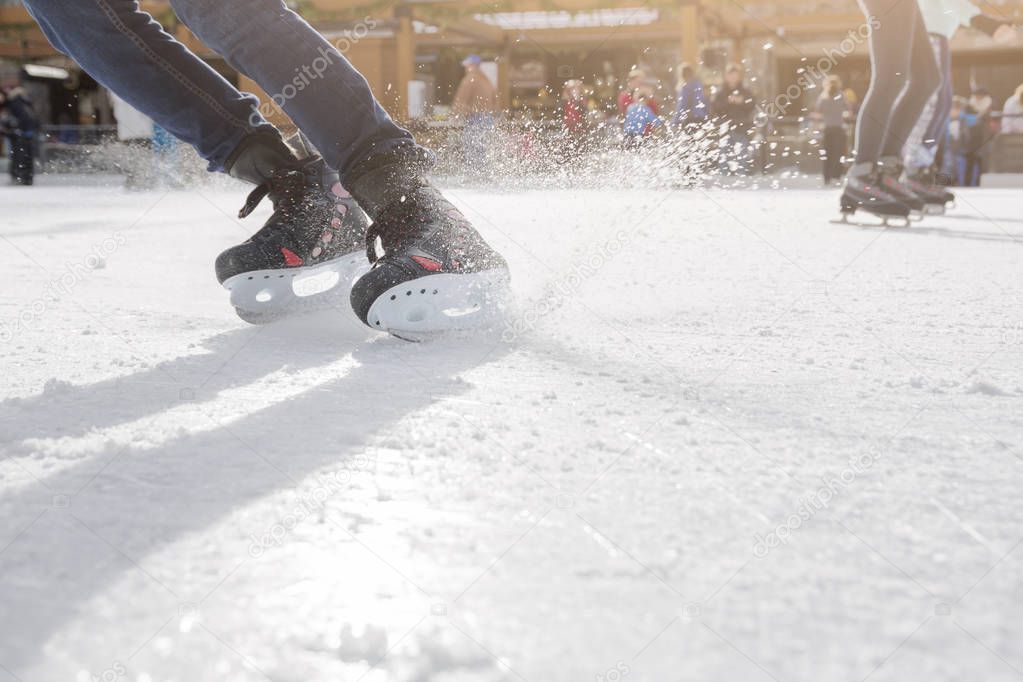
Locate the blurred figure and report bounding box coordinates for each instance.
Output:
[1002,83,1023,134]
[623,88,662,147]
[452,54,497,175]
[712,64,755,174]
[813,76,851,185]
[961,87,994,186]
[672,63,708,129]
[562,79,587,145]
[618,68,658,118]
[0,86,40,186]
[948,95,970,184]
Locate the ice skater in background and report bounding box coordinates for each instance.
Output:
[19,0,508,335]
[903,0,1018,196]
[0,85,39,186]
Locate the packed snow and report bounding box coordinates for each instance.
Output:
[2,177,1022,681]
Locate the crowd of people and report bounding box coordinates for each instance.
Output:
[4,33,1023,190]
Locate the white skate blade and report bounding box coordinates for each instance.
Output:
[223,251,370,324]
[366,269,511,339]
[831,212,910,229]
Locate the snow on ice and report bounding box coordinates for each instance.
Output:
[2,178,1022,681]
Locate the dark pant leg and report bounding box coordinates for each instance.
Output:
[170,0,420,180]
[880,4,941,158]
[10,135,35,184]
[822,126,846,182]
[21,0,274,172]
[854,0,914,163]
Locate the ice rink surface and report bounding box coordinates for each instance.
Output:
[1,179,1022,681]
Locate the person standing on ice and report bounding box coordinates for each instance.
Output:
[671,63,708,130]
[623,89,663,147]
[18,0,509,334]
[711,64,755,174]
[812,76,851,186]
[452,54,497,178]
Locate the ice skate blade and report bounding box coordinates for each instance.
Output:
[223,251,370,324]
[366,269,511,339]
[923,203,945,216]
[831,211,910,228]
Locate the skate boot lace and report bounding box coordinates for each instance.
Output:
[237,168,308,222]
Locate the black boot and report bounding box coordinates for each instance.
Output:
[876,156,926,216]
[346,151,510,337]
[839,162,911,223]
[217,132,370,323]
[905,166,955,212]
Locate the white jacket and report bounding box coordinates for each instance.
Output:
[918,0,980,38]
[1003,95,1023,134]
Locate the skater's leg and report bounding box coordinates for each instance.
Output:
[21,0,275,172]
[879,5,940,159]
[920,36,952,153]
[169,0,420,179]
[853,0,914,164]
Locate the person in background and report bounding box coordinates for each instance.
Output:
[961,86,994,186]
[618,68,658,118]
[672,63,708,129]
[0,85,40,186]
[1001,83,1023,134]
[813,75,851,185]
[452,53,497,175]
[712,64,756,173]
[947,95,970,185]
[562,79,587,141]
[623,88,662,147]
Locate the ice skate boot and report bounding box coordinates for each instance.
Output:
[347,151,510,339]
[905,167,955,214]
[217,133,370,324]
[836,162,911,227]
[877,156,926,219]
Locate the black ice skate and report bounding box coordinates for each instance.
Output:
[876,156,926,220]
[905,168,955,214]
[836,162,911,227]
[347,153,510,339]
[217,133,370,324]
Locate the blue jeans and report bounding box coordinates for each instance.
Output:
[22,0,417,179]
